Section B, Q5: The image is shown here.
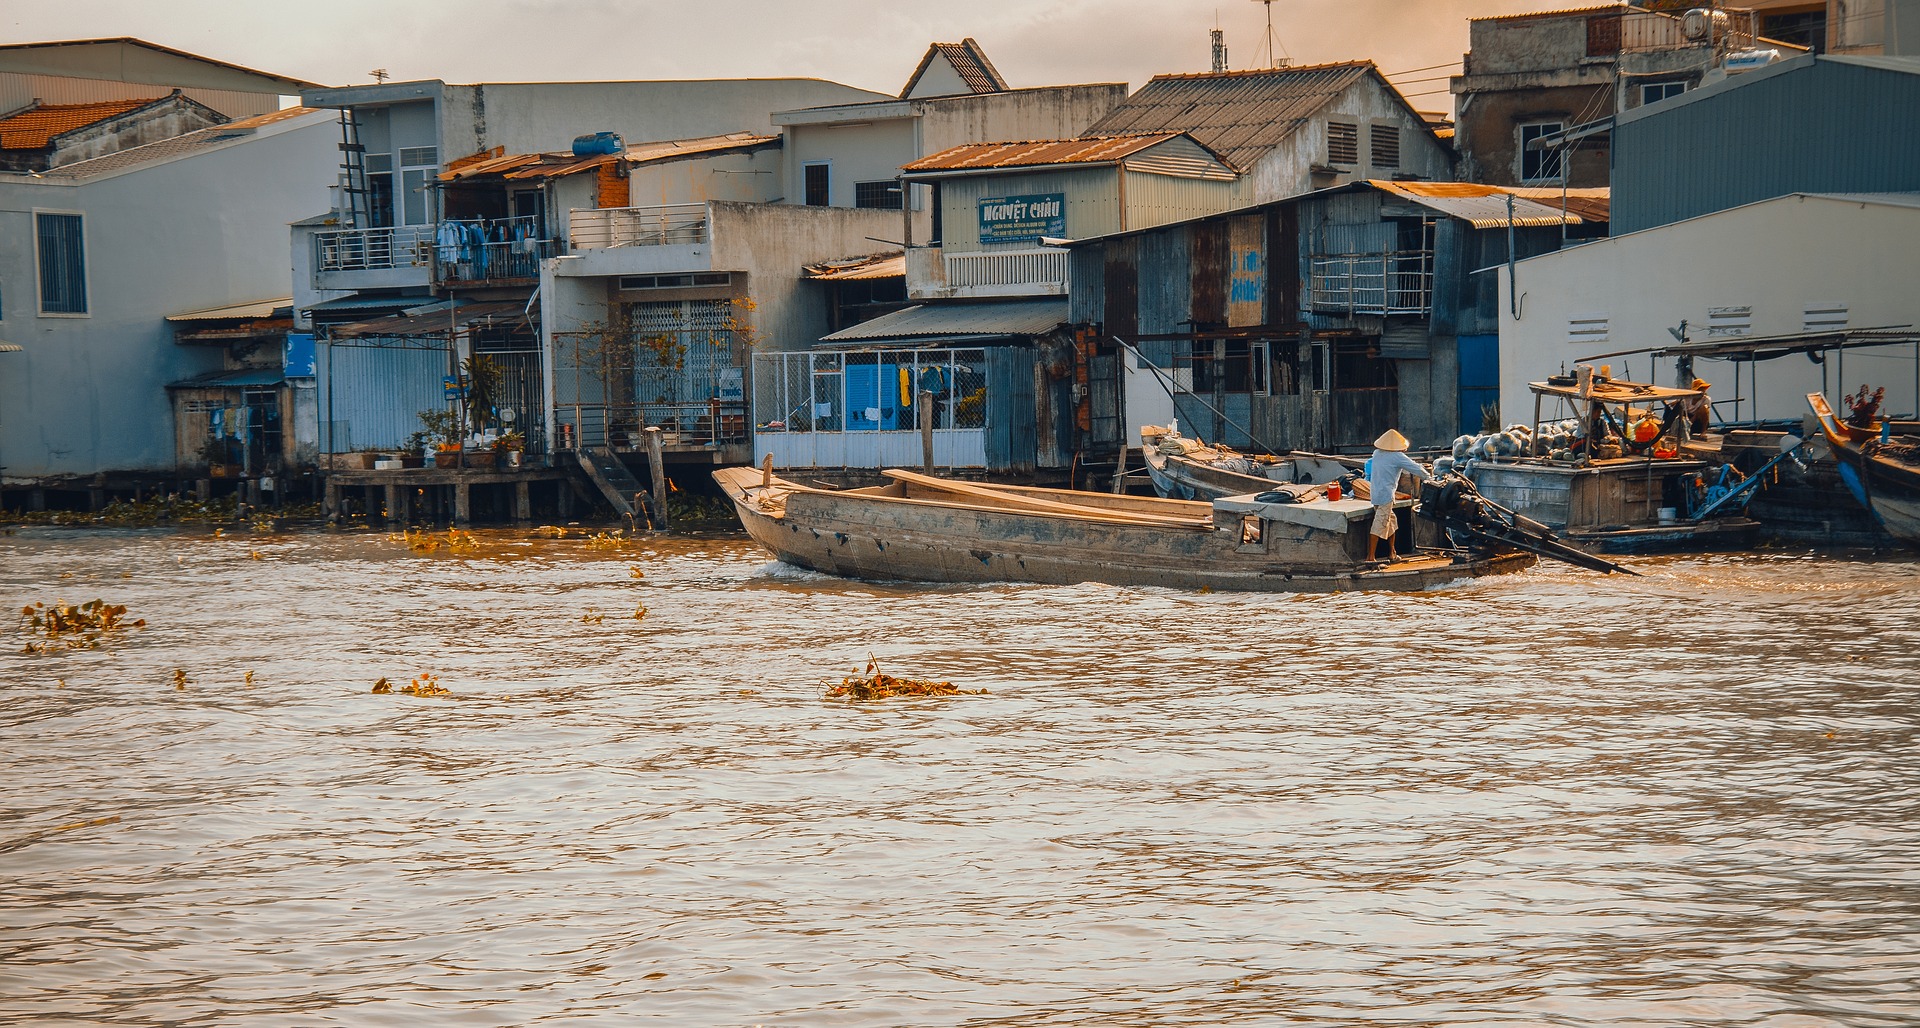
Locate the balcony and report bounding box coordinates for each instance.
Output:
[907,246,1068,301]
[435,216,554,286]
[312,225,434,291]
[570,203,711,249]
[1308,251,1434,317]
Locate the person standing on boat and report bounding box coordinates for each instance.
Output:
[1366,429,1432,563]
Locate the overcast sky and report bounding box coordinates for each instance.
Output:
[6,0,1584,113]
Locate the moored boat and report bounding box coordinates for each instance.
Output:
[1807,392,1920,547]
[714,464,1628,594]
[1138,425,1359,502]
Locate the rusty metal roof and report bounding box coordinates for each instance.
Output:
[440,132,779,182]
[1472,4,1628,22]
[804,252,905,281]
[0,96,162,149]
[1506,185,1612,223]
[900,38,1008,97]
[1084,61,1377,172]
[903,133,1188,173]
[1369,180,1590,228]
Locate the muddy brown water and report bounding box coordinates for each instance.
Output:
[3,526,1918,1026]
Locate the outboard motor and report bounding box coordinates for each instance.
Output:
[1418,473,1637,575]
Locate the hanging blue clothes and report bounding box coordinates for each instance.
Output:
[465,222,489,279]
[435,221,463,265]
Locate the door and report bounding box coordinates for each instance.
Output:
[1457,333,1499,436]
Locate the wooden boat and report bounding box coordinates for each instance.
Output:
[713,464,1544,594]
[1464,376,1759,553]
[1138,425,1360,502]
[1807,392,1920,546]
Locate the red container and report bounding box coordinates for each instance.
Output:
[1326,480,1342,501]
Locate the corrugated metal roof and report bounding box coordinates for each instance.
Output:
[0,96,160,149]
[804,252,905,281]
[1506,185,1612,222]
[903,133,1184,172]
[1472,4,1628,22]
[1370,180,1591,227]
[36,106,328,179]
[440,132,779,182]
[333,300,533,338]
[1084,61,1375,172]
[900,38,1008,97]
[167,368,286,389]
[166,297,292,322]
[302,293,433,315]
[821,299,1067,343]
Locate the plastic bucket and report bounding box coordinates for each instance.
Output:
[1657,506,1678,524]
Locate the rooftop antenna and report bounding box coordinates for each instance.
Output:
[1211,28,1229,73]
[1249,0,1291,68]
[369,68,390,84]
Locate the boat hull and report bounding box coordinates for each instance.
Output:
[1806,392,1920,547]
[715,467,1533,594]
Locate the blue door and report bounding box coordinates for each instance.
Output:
[1457,334,1499,436]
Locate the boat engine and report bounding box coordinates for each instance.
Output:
[1418,474,1638,575]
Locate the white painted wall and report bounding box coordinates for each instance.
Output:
[1497,193,1920,426]
[0,111,337,479]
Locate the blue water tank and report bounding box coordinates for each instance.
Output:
[570,131,624,157]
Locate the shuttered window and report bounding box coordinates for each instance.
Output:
[36,211,87,315]
[1707,305,1753,337]
[1370,124,1400,170]
[1803,302,1848,332]
[1567,313,1609,346]
[1327,121,1359,165]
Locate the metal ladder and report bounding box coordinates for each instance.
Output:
[336,110,373,229]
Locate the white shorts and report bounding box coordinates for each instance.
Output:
[1370,504,1398,539]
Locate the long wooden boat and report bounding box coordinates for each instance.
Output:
[1807,392,1920,546]
[714,465,1538,593]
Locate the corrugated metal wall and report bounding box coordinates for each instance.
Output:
[1135,229,1191,336]
[1613,57,1920,234]
[1069,245,1106,324]
[985,346,1037,473]
[938,168,1118,249]
[1118,171,1238,234]
[316,340,451,453]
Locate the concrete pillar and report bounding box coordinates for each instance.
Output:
[28,488,46,512]
[514,480,531,522]
[454,482,471,526]
[324,480,340,522]
[384,483,403,524]
[246,480,263,507]
[557,480,573,520]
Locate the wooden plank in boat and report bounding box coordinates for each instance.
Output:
[880,469,1214,529]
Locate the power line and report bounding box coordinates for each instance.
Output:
[1389,73,1459,85]
[1383,60,1462,76]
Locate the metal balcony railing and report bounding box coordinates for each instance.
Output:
[314,225,435,272]
[1308,250,1434,316]
[569,203,711,249]
[944,248,1068,292]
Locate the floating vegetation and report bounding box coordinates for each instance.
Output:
[632,604,648,620]
[18,600,145,654]
[372,673,451,698]
[628,565,646,579]
[581,607,606,625]
[171,668,189,690]
[2,496,322,528]
[824,656,985,701]
[391,528,480,555]
[534,525,570,539]
[583,531,629,551]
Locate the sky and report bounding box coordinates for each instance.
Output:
[4,0,1587,114]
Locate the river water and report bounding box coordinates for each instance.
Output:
[2,526,1918,1026]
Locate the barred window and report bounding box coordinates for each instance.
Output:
[804,163,831,207]
[854,180,903,209]
[36,212,87,315]
[1327,121,1359,165]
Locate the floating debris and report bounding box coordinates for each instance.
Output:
[534,525,569,539]
[371,677,393,694]
[171,668,189,690]
[18,600,145,654]
[583,531,629,551]
[391,528,480,555]
[581,607,606,625]
[372,673,451,698]
[632,604,648,620]
[628,565,646,579]
[824,656,985,701]
[244,670,255,689]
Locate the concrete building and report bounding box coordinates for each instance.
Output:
[1609,51,1920,233]
[1450,4,1808,189]
[0,37,313,120]
[1739,0,1920,54]
[1064,180,1609,460]
[0,106,339,502]
[1496,192,1920,428]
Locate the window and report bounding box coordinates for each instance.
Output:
[1707,305,1753,337]
[365,153,394,228]
[35,211,87,315]
[618,273,732,290]
[1804,302,1848,332]
[1640,81,1686,106]
[1327,121,1359,165]
[1370,124,1400,170]
[1518,122,1564,183]
[854,180,902,209]
[803,163,831,207]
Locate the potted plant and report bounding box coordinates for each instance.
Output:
[400,431,428,469]
[418,408,463,468]
[494,429,525,468]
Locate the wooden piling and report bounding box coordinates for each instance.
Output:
[920,388,935,473]
[644,426,669,531]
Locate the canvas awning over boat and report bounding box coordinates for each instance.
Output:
[820,298,1068,346]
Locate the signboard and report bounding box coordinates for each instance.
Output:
[977,193,1065,245]
[443,376,467,400]
[283,332,316,378]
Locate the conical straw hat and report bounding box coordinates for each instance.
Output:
[1374,429,1410,451]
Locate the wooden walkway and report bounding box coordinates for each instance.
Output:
[324,467,581,525]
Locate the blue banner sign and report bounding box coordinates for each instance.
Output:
[977,193,1065,244]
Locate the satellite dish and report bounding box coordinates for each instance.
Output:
[499,407,516,423]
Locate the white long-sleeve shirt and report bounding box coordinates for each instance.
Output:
[1367,449,1430,507]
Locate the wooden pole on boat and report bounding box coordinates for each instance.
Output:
[762,453,773,488]
[644,426,669,531]
[1111,441,1129,493]
[919,389,935,473]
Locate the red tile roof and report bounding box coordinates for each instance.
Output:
[0,97,162,149]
